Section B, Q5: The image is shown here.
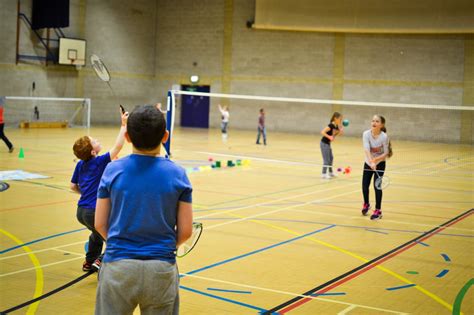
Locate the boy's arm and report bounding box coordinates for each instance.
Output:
[70,183,81,194]
[176,201,193,247]
[95,197,111,240]
[109,111,128,160]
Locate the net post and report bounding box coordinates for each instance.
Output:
[164,90,174,157]
[86,98,91,128]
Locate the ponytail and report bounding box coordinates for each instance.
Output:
[380,117,393,158]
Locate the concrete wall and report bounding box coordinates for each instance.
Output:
[0,0,471,143]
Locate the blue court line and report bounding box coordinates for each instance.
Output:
[207,288,252,294]
[0,228,87,254]
[184,225,335,276]
[415,241,430,247]
[180,285,266,312]
[365,229,389,235]
[436,269,450,278]
[310,292,346,296]
[441,253,451,262]
[386,284,417,291]
[196,217,474,238]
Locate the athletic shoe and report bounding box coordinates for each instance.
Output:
[321,173,330,179]
[329,172,338,178]
[82,261,93,272]
[361,203,371,216]
[370,209,383,220]
[92,257,102,271]
[8,146,14,153]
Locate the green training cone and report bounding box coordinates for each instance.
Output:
[18,147,25,159]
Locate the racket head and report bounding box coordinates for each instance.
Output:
[90,54,111,82]
[375,175,390,190]
[176,222,203,258]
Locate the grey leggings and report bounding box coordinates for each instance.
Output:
[320,141,333,174]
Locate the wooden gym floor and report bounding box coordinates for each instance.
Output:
[0,126,473,314]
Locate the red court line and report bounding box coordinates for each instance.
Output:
[279,209,473,314]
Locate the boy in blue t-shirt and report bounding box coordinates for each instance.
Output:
[70,110,128,272]
[94,104,193,315]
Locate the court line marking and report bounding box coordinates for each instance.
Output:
[0,256,83,278]
[268,209,473,314]
[0,241,86,261]
[187,187,458,313]
[181,273,407,315]
[230,213,459,314]
[292,208,474,232]
[0,228,44,314]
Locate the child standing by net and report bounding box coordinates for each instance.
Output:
[361,115,393,220]
[70,109,128,272]
[256,108,266,145]
[320,112,343,179]
[218,104,230,142]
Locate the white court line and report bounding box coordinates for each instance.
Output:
[0,256,83,277]
[197,181,360,221]
[190,150,472,179]
[181,273,407,315]
[205,188,361,230]
[338,305,357,315]
[0,241,86,261]
[292,209,474,233]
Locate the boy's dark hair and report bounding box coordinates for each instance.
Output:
[127,104,166,150]
[73,136,94,161]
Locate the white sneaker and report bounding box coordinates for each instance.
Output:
[329,173,338,178]
[321,173,330,179]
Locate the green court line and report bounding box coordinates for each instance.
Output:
[453,278,474,315]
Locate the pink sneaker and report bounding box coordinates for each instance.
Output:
[370,209,383,220]
[361,203,371,216]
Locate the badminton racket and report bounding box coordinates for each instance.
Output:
[176,222,203,258]
[374,169,390,190]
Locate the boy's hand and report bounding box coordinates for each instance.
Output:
[120,109,129,127]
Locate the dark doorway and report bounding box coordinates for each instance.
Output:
[180,85,210,128]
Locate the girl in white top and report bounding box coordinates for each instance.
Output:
[218,104,230,141]
[361,115,393,220]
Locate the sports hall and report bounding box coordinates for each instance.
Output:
[0,1,473,314]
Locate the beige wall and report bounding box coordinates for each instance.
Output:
[0,0,472,143]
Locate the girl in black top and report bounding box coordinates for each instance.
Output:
[320,112,343,179]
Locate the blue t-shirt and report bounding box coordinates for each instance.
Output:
[97,154,193,263]
[71,152,111,210]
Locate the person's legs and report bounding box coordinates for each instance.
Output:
[139,260,179,315]
[373,162,386,209]
[77,207,104,266]
[361,163,373,215]
[328,147,334,174]
[256,127,261,144]
[320,142,331,176]
[262,127,267,145]
[83,210,104,262]
[0,123,13,151]
[95,260,141,315]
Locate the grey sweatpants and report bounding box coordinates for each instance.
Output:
[320,141,333,174]
[95,259,179,315]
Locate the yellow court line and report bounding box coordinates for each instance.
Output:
[225,213,457,313]
[0,228,44,314]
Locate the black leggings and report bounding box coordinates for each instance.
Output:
[0,123,13,150]
[362,161,386,210]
